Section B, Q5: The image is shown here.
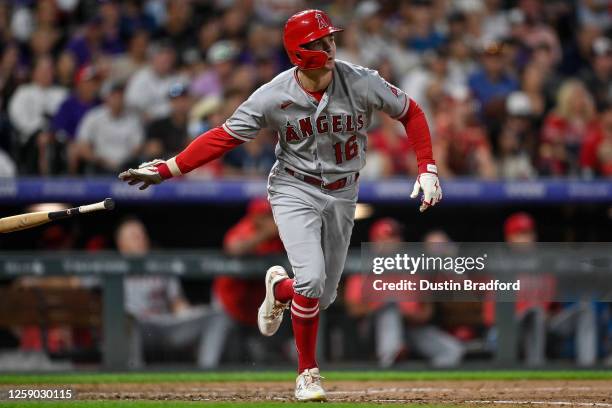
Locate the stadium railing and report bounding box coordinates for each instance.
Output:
[0,177,610,204]
[1,250,609,369]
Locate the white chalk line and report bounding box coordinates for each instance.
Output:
[466,400,612,407]
[81,386,598,398]
[369,399,415,403]
[327,387,458,395]
[367,401,612,406]
[78,386,612,406]
[327,386,602,395]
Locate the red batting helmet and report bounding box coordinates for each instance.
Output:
[283,9,343,70]
[504,212,535,238]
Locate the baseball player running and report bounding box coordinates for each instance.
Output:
[119,9,441,401]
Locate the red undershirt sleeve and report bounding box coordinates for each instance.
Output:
[398,99,437,174]
[156,126,244,179]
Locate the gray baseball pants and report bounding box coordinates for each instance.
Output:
[267,163,358,308]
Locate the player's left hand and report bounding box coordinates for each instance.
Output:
[410,170,442,212]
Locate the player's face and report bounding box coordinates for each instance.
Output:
[304,34,336,70]
[507,231,536,244]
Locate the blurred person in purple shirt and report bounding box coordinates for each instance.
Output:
[52,65,101,142]
[66,16,124,68]
[190,40,239,99]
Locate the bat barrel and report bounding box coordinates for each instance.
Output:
[0,211,52,233]
[0,199,115,233]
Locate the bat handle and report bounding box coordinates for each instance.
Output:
[48,198,115,220]
[48,207,80,220]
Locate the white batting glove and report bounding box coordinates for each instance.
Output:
[410,168,442,213]
[118,159,165,190]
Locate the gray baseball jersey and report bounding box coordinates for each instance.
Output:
[222,59,409,184]
[223,60,410,305]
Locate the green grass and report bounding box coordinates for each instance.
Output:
[1,370,611,384]
[2,403,463,408]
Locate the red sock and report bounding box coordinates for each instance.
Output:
[273,278,294,303]
[291,293,319,373]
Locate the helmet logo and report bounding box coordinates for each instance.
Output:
[315,13,329,29]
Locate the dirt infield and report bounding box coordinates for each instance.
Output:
[73,380,612,406]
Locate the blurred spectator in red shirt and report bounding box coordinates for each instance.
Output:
[214,198,283,327]
[580,103,612,177]
[433,87,497,179]
[205,198,285,366]
[363,112,415,179]
[540,79,597,176]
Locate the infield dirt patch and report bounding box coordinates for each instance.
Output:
[72,380,612,406]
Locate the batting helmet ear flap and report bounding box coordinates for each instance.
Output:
[283,9,343,70]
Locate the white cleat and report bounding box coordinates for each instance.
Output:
[257,265,290,336]
[295,367,326,401]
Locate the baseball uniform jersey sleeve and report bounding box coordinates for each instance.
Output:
[222,86,269,142]
[366,69,410,120]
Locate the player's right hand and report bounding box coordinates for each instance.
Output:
[118,159,164,190]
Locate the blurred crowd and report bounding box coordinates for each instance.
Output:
[0,0,610,179]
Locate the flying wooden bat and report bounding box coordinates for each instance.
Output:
[0,198,115,233]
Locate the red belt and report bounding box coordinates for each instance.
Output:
[285,168,359,190]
